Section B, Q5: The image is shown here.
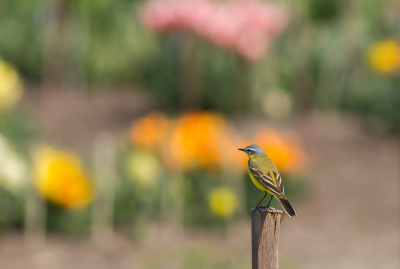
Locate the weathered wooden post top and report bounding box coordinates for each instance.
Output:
[251,207,286,269]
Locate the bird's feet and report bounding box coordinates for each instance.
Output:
[251,206,263,216]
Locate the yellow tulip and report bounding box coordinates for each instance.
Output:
[368,39,400,75]
[32,146,93,209]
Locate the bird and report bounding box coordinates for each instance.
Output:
[238,144,296,217]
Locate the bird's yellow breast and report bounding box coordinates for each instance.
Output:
[247,166,272,195]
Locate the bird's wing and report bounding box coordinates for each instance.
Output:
[248,162,283,196]
[273,171,284,193]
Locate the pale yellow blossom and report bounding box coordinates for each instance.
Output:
[208,187,238,219]
[0,59,23,111]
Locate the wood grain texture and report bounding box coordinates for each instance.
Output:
[251,208,284,269]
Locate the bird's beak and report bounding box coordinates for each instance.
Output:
[238,148,245,152]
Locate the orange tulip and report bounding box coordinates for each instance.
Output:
[130,112,170,152]
[129,111,307,175]
[165,112,234,172]
[255,128,308,174]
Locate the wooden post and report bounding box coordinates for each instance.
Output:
[251,208,286,269]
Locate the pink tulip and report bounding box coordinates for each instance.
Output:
[205,7,243,47]
[140,0,289,60]
[141,1,176,32]
[233,0,289,36]
[182,0,215,34]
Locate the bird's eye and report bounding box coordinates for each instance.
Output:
[246,148,255,154]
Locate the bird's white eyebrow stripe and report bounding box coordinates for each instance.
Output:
[246,148,255,151]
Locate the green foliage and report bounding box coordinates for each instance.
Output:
[0,110,38,155]
[0,0,45,80]
[46,203,92,235]
[1,0,398,127]
[0,187,25,231]
[308,0,338,22]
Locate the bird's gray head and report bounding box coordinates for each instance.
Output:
[238,144,266,157]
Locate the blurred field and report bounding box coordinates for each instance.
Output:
[0,91,398,268]
[0,0,399,268]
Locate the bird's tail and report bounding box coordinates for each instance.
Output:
[278,196,296,217]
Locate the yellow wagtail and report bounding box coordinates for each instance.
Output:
[238,144,296,217]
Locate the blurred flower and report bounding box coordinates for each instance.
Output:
[130,111,250,172]
[262,89,293,120]
[0,135,28,194]
[208,186,238,219]
[254,128,309,174]
[130,111,308,175]
[130,111,170,152]
[229,0,288,60]
[126,150,161,202]
[32,146,93,209]
[368,39,400,75]
[0,59,23,112]
[165,111,233,171]
[140,0,289,60]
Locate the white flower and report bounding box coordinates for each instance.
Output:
[263,89,293,120]
[0,135,28,194]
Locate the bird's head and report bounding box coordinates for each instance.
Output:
[238,144,266,158]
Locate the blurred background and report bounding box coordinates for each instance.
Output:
[0,0,399,268]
